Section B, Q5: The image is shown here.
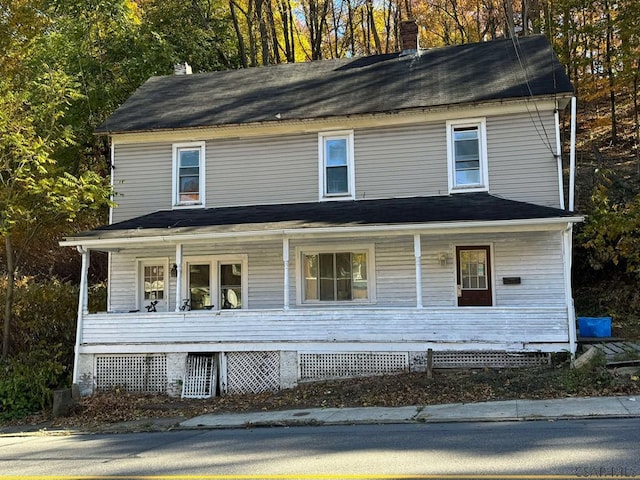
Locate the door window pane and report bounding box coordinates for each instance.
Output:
[143,265,164,300]
[220,263,242,309]
[459,249,488,291]
[189,264,211,310]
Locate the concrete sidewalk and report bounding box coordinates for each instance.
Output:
[180,395,640,428]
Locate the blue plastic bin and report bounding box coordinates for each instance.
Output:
[578,317,612,338]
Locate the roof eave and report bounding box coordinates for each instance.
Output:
[60,216,584,249]
[95,94,573,137]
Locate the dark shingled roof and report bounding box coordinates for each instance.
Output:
[79,193,576,239]
[97,35,573,134]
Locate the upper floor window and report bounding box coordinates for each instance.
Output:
[446,119,488,193]
[172,142,205,207]
[318,131,355,200]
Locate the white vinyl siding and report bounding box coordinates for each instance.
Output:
[111,142,173,223]
[109,110,562,224]
[487,112,560,207]
[355,124,448,199]
[421,231,565,307]
[108,231,564,313]
[208,134,317,208]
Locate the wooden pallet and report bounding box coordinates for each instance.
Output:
[589,341,640,365]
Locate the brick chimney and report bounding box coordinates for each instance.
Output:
[399,20,419,55]
[174,62,193,75]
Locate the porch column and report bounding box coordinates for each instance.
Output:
[414,234,423,309]
[283,236,290,310]
[73,246,89,384]
[175,243,183,312]
[562,225,577,357]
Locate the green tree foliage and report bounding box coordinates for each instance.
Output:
[0,278,81,419]
[580,180,640,279]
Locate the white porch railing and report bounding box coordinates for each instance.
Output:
[81,307,569,347]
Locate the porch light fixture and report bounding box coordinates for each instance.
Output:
[438,253,448,267]
[170,263,178,277]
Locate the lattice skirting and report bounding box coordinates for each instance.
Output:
[432,351,551,368]
[299,352,409,381]
[95,354,167,393]
[182,354,217,398]
[226,351,280,394]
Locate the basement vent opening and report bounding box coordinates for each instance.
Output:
[182,354,218,399]
[299,352,408,381]
[433,351,551,368]
[226,351,280,394]
[95,354,167,393]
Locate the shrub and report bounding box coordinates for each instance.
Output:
[0,278,107,419]
[0,348,68,420]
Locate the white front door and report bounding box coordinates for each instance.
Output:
[140,262,168,311]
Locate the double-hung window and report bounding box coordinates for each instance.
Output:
[446,119,488,192]
[318,131,355,200]
[172,142,205,207]
[299,247,374,303]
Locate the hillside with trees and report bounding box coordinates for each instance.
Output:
[0,0,638,417]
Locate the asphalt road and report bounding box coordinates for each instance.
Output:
[1,418,640,478]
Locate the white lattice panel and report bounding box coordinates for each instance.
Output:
[95,354,167,393]
[182,354,217,398]
[433,351,550,368]
[226,351,280,394]
[299,353,408,380]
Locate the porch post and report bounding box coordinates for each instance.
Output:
[562,225,577,357]
[414,234,423,309]
[283,236,290,310]
[175,243,183,312]
[73,246,89,385]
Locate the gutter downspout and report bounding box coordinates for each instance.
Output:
[562,225,577,358]
[569,97,577,211]
[554,108,565,210]
[73,246,89,386]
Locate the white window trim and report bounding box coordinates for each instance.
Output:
[452,242,496,307]
[295,244,376,305]
[318,130,355,201]
[172,141,206,208]
[136,258,170,312]
[446,118,489,193]
[181,255,248,311]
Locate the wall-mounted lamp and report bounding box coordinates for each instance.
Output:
[438,252,448,267]
[170,263,178,277]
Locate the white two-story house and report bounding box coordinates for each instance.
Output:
[62,28,582,398]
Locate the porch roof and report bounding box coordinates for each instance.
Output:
[64,193,581,245]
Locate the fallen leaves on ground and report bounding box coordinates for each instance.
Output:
[7,365,640,431]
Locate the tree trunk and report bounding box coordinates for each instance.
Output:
[230,0,248,68]
[255,0,271,65]
[634,60,640,161]
[366,0,382,54]
[2,235,15,359]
